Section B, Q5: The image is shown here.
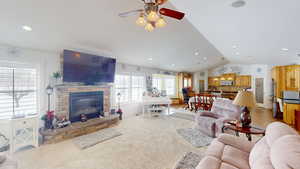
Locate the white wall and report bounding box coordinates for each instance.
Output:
[208,64,273,109]
[0,43,60,135]
[0,44,176,125]
[193,70,208,92]
[114,63,177,117]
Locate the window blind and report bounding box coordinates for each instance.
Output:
[132,76,145,102]
[0,66,37,119]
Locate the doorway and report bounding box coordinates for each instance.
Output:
[255,78,264,104]
[199,80,205,93]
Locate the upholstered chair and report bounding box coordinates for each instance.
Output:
[195,98,242,137]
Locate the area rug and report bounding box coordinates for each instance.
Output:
[73,128,122,149]
[170,112,195,121]
[173,152,203,169]
[177,128,213,147]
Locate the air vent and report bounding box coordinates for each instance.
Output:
[231,0,246,8]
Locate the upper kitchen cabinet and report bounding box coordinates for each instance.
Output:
[235,75,251,87]
[272,65,300,98]
[285,65,300,91]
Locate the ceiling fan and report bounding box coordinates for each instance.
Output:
[118,0,185,32]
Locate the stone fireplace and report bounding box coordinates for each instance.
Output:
[54,85,111,121]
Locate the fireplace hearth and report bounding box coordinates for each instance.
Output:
[69,91,104,122]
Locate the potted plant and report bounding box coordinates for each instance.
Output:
[52,72,62,84]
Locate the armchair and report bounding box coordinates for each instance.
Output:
[195,98,242,137]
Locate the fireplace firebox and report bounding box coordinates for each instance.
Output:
[69,91,104,122]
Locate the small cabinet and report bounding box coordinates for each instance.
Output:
[236,75,251,87]
[208,76,220,87]
[272,65,300,98]
[285,65,300,91]
[283,103,300,125]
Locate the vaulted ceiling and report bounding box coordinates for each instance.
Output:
[0,0,226,72]
[171,0,300,65]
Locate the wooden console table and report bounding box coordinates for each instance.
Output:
[40,115,119,144]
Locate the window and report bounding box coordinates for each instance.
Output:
[115,74,145,103]
[132,76,145,102]
[0,66,37,119]
[152,77,162,91]
[115,75,130,103]
[152,74,177,97]
[165,77,176,96]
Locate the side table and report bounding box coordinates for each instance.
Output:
[222,122,265,141]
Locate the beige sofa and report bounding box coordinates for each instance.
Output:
[196,122,300,169]
[0,153,17,169]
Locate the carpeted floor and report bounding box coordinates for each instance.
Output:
[15,109,206,169]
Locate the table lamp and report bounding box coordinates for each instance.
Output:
[233,91,256,128]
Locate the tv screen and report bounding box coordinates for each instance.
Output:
[63,50,116,84]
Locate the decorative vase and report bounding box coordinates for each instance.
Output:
[240,106,251,128]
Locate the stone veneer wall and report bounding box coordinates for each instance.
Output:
[54,85,111,119]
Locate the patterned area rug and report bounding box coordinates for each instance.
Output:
[173,152,203,169]
[170,112,195,121]
[177,128,213,147]
[73,128,122,149]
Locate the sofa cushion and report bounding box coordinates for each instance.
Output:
[218,134,254,153]
[205,139,225,159]
[196,156,239,169]
[249,137,273,169]
[220,163,239,169]
[0,153,6,164]
[270,135,300,169]
[196,156,221,169]
[222,145,250,169]
[265,122,298,147]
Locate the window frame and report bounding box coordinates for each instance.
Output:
[152,74,177,98]
[114,73,146,104]
[0,64,39,119]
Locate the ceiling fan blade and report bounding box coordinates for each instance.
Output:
[159,8,185,20]
[156,0,168,5]
[119,9,144,17]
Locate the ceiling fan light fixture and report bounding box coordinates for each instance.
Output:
[147,11,159,22]
[145,23,154,32]
[155,17,166,28]
[136,14,146,26]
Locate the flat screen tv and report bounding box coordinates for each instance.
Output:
[63,50,116,84]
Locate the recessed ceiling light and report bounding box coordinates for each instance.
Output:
[22,25,32,31]
[232,45,237,49]
[231,0,246,8]
[148,58,153,61]
[194,52,199,56]
[203,57,207,60]
[281,48,289,51]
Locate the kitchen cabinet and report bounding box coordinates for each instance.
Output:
[208,76,220,87]
[283,103,300,125]
[235,75,251,87]
[220,73,236,81]
[285,65,300,91]
[272,65,300,98]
